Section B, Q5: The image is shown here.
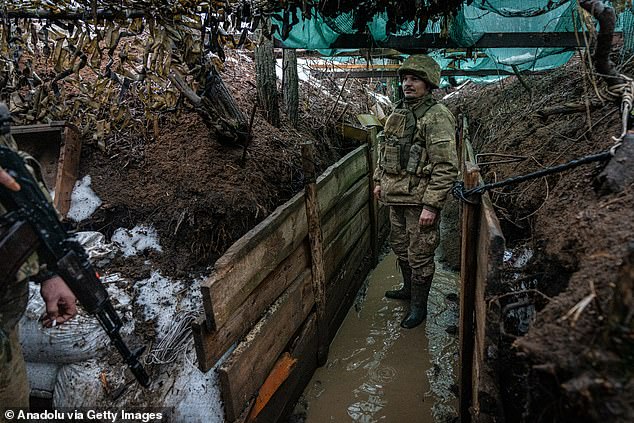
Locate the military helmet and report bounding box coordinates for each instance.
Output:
[397,55,441,89]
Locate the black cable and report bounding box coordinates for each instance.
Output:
[453,149,613,202]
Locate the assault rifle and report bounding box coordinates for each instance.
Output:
[0,108,150,388]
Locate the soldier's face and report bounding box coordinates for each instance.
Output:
[401,74,428,99]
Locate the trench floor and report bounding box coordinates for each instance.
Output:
[289,252,460,423]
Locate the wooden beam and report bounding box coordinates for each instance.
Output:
[11,122,66,135]
[54,125,81,217]
[2,8,146,20]
[459,162,481,423]
[316,145,367,216]
[201,145,366,332]
[192,241,310,372]
[302,32,591,50]
[473,193,505,418]
[326,227,371,338]
[218,269,314,422]
[300,141,329,366]
[312,68,550,79]
[324,203,371,284]
[321,177,368,246]
[366,127,379,267]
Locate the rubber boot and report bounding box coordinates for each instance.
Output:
[401,274,433,329]
[385,259,412,300]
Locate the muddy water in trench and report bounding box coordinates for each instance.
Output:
[295,253,459,423]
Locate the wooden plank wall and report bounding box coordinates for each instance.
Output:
[458,115,506,423]
[192,132,387,422]
[12,122,81,217]
[472,194,504,421]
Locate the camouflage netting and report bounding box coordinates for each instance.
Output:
[0,1,254,131]
[271,0,634,85]
[1,0,633,128]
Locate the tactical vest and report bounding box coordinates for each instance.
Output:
[380,98,437,175]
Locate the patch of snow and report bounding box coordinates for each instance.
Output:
[504,247,534,268]
[112,225,163,257]
[67,175,102,222]
[134,270,183,333]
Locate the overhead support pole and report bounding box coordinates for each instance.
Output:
[312,69,550,79]
[275,32,600,51]
[0,8,146,20]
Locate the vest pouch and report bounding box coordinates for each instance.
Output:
[384,111,408,137]
[406,143,423,174]
[382,144,401,174]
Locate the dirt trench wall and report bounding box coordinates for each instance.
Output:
[446,54,634,422]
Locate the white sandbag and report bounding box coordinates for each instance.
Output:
[53,360,107,407]
[20,281,135,364]
[26,361,61,399]
[51,273,225,420]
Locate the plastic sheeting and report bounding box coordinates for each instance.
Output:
[272,1,624,85]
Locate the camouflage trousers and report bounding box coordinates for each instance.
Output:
[0,328,29,416]
[0,277,30,414]
[388,205,440,277]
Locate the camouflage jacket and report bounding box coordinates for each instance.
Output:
[373,94,458,211]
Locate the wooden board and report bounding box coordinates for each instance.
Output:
[316,145,368,217]
[54,126,81,216]
[475,194,504,360]
[324,203,370,284]
[458,162,480,423]
[301,141,329,365]
[253,314,318,423]
[473,193,505,414]
[327,227,371,337]
[201,191,307,330]
[219,269,315,422]
[201,144,367,331]
[321,177,368,246]
[339,123,369,143]
[192,241,311,371]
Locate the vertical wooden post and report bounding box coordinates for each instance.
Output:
[459,162,481,423]
[300,141,329,366]
[282,49,299,127]
[366,128,379,267]
[54,125,81,217]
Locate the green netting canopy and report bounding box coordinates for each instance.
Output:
[272,0,630,85]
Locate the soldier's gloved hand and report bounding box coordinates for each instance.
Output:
[419,208,437,226]
[40,276,78,327]
[0,167,20,191]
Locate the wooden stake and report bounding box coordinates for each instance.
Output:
[300,141,329,366]
[459,162,481,423]
[366,129,379,267]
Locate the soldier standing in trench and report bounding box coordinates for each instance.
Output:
[373,55,458,329]
[0,103,77,415]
